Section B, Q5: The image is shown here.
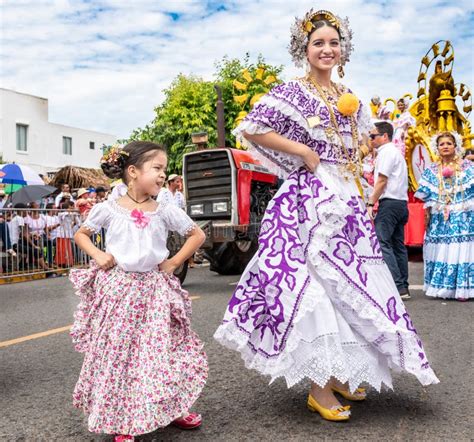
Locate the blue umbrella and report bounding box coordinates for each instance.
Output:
[0,163,44,194]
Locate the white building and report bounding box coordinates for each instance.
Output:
[0,88,117,174]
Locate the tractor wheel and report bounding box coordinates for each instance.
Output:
[167,232,188,284]
[206,240,257,275]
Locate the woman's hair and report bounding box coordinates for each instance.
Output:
[101,141,167,184]
[308,18,341,42]
[436,131,456,146]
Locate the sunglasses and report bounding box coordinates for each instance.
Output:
[369,133,383,140]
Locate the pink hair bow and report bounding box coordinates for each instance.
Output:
[131,209,150,229]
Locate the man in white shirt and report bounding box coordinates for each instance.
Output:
[55,183,75,207]
[157,174,185,209]
[368,121,410,299]
[8,203,27,248]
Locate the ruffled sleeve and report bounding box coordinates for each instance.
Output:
[414,165,439,207]
[357,101,374,137]
[161,203,196,236]
[232,81,306,179]
[82,202,112,233]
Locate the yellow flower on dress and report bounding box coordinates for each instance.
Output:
[337,93,359,116]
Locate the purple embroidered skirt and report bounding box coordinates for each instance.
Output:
[215,165,439,391]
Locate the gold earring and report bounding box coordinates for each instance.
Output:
[337,65,345,78]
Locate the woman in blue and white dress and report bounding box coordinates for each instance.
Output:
[415,131,474,300]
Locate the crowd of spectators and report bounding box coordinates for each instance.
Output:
[0,184,108,274]
[0,177,185,275]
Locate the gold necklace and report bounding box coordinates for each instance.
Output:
[305,75,364,197]
[437,158,464,221]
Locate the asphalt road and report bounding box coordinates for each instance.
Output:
[0,260,472,441]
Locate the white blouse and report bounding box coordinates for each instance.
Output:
[83,199,195,272]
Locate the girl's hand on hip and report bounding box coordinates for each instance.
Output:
[94,251,116,270]
[159,258,177,275]
[300,146,320,173]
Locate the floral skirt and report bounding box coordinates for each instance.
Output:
[215,166,439,391]
[70,263,208,436]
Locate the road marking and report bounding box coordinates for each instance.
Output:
[0,325,72,349]
[1,297,202,349]
[229,281,239,286]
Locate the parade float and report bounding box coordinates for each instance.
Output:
[371,40,473,245]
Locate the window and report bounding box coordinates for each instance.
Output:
[89,141,95,150]
[16,124,28,151]
[63,136,72,155]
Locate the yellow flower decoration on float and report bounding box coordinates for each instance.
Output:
[337,93,359,116]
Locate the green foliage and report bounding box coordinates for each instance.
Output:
[129,55,284,174]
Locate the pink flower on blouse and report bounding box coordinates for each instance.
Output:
[442,166,454,178]
[131,209,150,228]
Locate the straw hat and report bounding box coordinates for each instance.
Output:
[77,188,89,198]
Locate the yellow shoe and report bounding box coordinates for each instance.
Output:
[331,387,367,401]
[307,394,351,421]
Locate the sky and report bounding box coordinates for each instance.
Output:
[1,0,473,140]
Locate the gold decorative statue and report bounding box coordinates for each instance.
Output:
[405,40,473,190]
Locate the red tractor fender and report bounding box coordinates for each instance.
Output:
[228,149,278,226]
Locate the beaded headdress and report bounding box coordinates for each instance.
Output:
[288,9,354,68]
[430,131,464,157]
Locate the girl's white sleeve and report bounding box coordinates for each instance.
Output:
[82,203,111,233]
[161,203,196,236]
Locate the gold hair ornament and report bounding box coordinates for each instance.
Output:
[289,8,354,69]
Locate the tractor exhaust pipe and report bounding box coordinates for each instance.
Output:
[214,85,226,148]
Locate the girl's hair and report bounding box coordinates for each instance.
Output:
[101,141,167,184]
[60,200,75,209]
[308,19,341,42]
[436,131,456,146]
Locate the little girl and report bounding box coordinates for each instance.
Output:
[70,141,208,441]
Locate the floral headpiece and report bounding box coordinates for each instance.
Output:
[100,143,129,170]
[430,131,464,157]
[288,9,354,68]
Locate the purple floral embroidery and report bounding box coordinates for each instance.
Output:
[289,245,306,264]
[216,81,438,387]
[403,313,417,332]
[356,260,368,286]
[270,237,285,255]
[333,241,354,265]
[386,296,401,324]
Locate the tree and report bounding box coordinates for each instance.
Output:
[215,54,283,147]
[130,55,284,173]
[130,74,217,173]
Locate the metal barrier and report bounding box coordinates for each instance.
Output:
[0,207,105,283]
